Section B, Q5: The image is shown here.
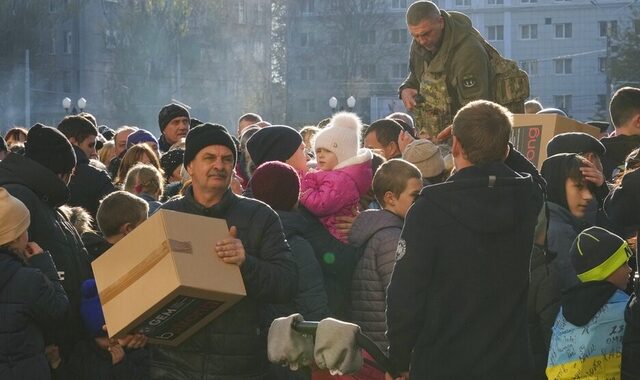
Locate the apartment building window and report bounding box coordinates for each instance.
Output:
[599,20,618,38]
[391,63,408,79]
[392,0,408,8]
[301,0,314,13]
[519,60,539,75]
[49,0,57,12]
[391,29,408,43]
[50,37,56,55]
[300,32,310,47]
[62,71,71,93]
[599,57,607,72]
[555,23,572,38]
[488,0,504,4]
[554,95,572,113]
[554,58,572,74]
[521,0,538,3]
[597,94,607,111]
[487,25,504,41]
[301,99,316,113]
[520,24,538,39]
[360,0,374,10]
[300,66,315,80]
[455,0,471,6]
[64,31,72,54]
[328,65,347,80]
[238,0,246,24]
[361,64,376,79]
[360,30,376,44]
[105,30,117,49]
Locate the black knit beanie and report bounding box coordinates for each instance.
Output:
[158,103,190,133]
[246,125,302,167]
[25,123,77,175]
[570,226,631,282]
[183,123,236,167]
[160,148,185,181]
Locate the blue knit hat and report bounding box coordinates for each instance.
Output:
[127,129,158,150]
[80,279,107,337]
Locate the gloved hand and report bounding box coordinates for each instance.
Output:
[314,318,363,375]
[268,314,314,371]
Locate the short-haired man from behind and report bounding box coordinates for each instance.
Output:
[150,123,297,379]
[237,112,262,137]
[349,159,422,352]
[386,100,544,379]
[58,115,116,218]
[601,86,640,180]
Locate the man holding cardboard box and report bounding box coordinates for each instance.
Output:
[149,122,298,379]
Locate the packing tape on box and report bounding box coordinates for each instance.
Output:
[99,239,193,305]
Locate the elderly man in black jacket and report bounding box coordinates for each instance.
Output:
[149,123,298,379]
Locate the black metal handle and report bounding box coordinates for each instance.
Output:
[291,320,397,377]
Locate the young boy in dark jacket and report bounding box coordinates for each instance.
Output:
[0,188,69,379]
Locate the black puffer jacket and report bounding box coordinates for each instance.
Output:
[263,210,329,322]
[349,209,402,352]
[0,153,93,361]
[601,134,640,180]
[67,146,116,217]
[149,187,297,380]
[0,249,69,380]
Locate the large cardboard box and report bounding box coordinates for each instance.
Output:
[511,114,600,169]
[92,209,246,346]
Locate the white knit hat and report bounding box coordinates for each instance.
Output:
[0,188,30,246]
[314,112,362,165]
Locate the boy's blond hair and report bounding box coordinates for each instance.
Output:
[97,191,148,238]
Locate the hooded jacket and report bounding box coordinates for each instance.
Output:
[67,145,116,218]
[300,149,373,243]
[349,209,403,352]
[0,248,69,380]
[600,134,640,180]
[386,161,542,379]
[149,187,297,380]
[0,153,93,361]
[605,168,640,232]
[547,281,628,379]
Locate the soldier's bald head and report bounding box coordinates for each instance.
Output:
[407,1,441,25]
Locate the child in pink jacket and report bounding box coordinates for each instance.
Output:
[300,112,373,243]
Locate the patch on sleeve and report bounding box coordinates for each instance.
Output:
[462,74,477,88]
[396,238,407,261]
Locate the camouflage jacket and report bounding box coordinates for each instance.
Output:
[399,10,492,138]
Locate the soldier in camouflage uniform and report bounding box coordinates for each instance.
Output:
[399,1,492,141]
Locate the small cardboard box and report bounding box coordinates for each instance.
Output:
[92,209,246,346]
[511,114,600,169]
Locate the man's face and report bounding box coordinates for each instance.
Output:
[187,145,234,196]
[364,131,398,160]
[164,116,190,145]
[409,17,445,53]
[285,142,310,174]
[115,130,134,156]
[73,135,97,160]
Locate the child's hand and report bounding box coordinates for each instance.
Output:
[580,159,605,187]
[109,344,125,364]
[24,242,43,259]
[45,344,61,369]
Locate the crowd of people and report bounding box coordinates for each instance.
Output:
[3,0,640,379]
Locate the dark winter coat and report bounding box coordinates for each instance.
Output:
[149,186,297,380]
[80,232,112,262]
[605,169,640,232]
[67,146,116,217]
[547,201,591,292]
[527,244,561,379]
[386,160,543,379]
[623,292,640,379]
[0,249,69,380]
[348,209,402,352]
[52,339,149,380]
[137,192,162,215]
[600,134,640,180]
[0,153,93,361]
[263,210,329,323]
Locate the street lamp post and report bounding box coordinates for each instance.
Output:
[62,97,72,114]
[347,96,356,111]
[62,97,87,115]
[77,97,87,112]
[329,96,338,114]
